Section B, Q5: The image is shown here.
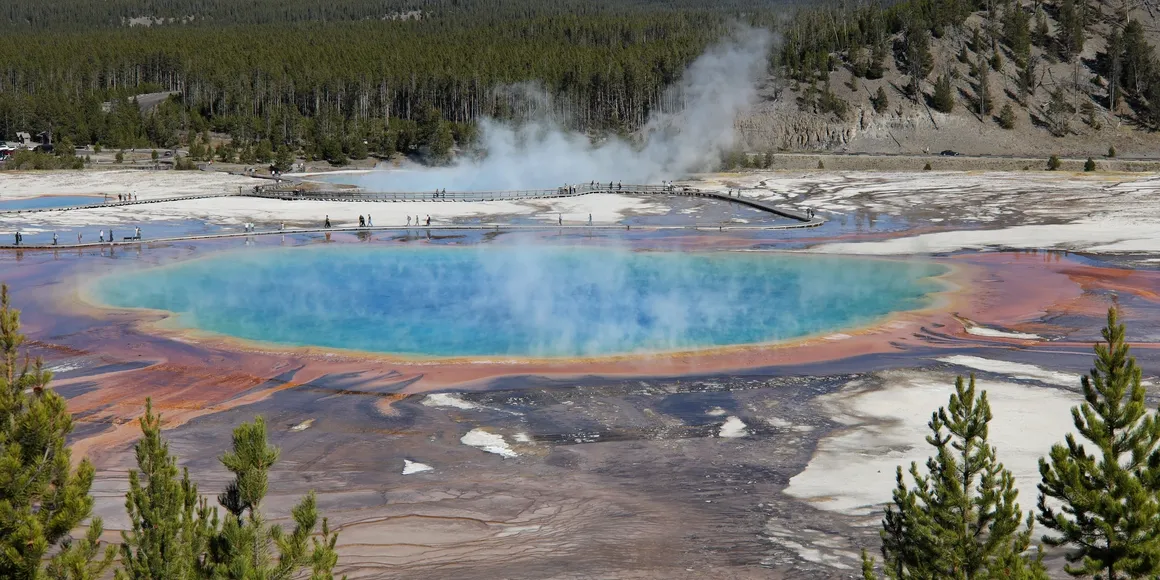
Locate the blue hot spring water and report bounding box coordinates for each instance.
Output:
[93,246,947,357]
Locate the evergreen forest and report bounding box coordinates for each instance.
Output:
[2,0,1160,165]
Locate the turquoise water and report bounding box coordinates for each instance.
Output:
[0,195,102,210]
[94,246,946,357]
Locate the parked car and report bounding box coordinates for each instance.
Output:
[940,150,960,156]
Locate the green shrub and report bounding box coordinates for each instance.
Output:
[998,103,1016,129]
[872,86,889,114]
[1084,157,1096,171]
[1047,154,1062,170]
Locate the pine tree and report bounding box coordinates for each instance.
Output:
[1057,0,1085,59]
[1004,1,1031,66]
[116,399,212,580]
[998,102,1017,129]
[0,285,116,579]
[255,140,274,164]
[1047,88,1072,136]
[867,43,887,80]
[428,122,455,165]
[1018,57,1038,103]
[1034,10,1049,47]
[1038,308,1160,579]
[933,74,955,113]
[904,23,934,100]
[273,145,293,173]
[1106,26,1123,111]
[976,55,994,115]
[862,376,1047,579]
[872,86,890,113]
[203,417,343,579]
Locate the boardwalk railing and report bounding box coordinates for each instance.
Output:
[242,183,681,203]
[239,183,818,224]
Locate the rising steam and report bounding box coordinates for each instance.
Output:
[348,26,774,192]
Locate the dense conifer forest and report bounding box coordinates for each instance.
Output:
[0,0,789,163]
[2,0,1158,164]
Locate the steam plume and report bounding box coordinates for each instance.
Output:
[349,26,774,192]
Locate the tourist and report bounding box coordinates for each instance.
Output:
[135,227,141,239]
[324,215,331,228]
[558,214,562,226]
[13,232,19,246]
[367,214,373,227]
[53,233,58,245]
[99,230,104,242]
[589,213,592,225]
[359,215,366,227]
[407,216,411,226]
[280,222,285,231]
[425,215,430,226]
[109,229,114,242]
[77,233,82,244]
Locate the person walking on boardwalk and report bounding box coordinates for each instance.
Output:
[359,215,366,227]
[99,230,104,242]
[77,233,82,244]
[558,214,562,226]
[425,215,430,226]
[109,229,114,242]
[589,213,592,225]
[407,215,411,226]
[367,214,373,227]
[53,232,58,245]
[324,215,331,228]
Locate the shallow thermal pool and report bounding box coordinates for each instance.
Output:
[92,245,947,357]
[0,195,103,210]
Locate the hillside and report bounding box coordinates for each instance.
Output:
[738,0,1160,158]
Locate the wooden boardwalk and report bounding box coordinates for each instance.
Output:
[245,183,822,225]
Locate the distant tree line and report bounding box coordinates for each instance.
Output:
[0,5,754,164]
[4,0,1160,166]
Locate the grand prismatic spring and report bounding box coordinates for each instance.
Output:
[91,246,946,357]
